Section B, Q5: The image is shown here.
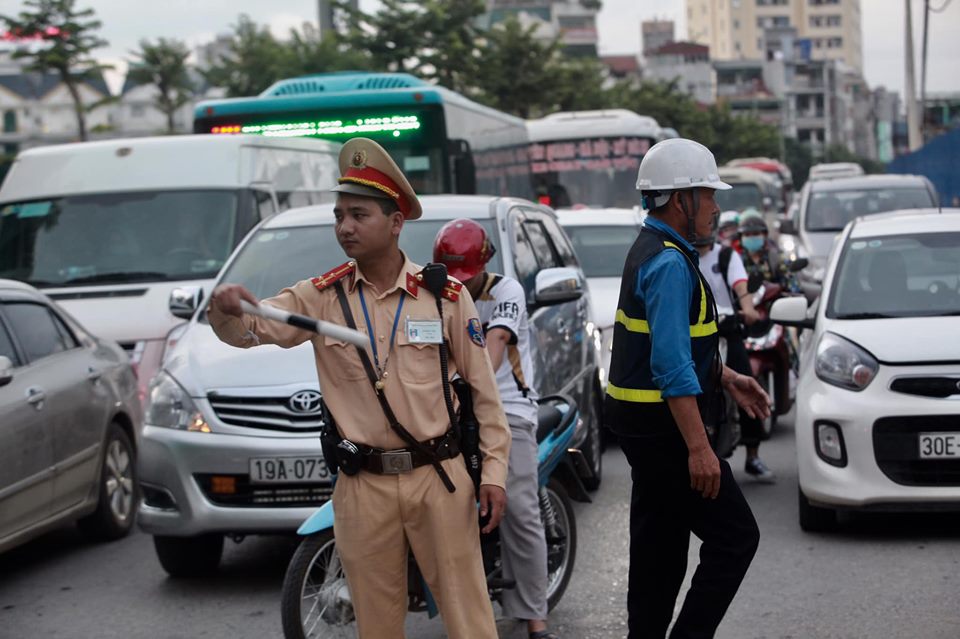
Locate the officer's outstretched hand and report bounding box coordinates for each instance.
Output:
[723,367,772,420]
[210,283,260,318]
[478,484,507,534]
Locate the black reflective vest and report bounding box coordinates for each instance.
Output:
[604,227,721,436]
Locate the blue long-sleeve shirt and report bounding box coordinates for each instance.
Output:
[635,217,702,399]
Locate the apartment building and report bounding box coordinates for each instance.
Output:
[687,0,862,73]
[484,0,600,57]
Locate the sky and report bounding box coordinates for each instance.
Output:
[22,0,959,97]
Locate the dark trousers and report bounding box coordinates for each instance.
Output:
[723,335,764,448]
[619,432,760,639]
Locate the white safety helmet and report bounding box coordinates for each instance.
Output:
[636,138,731,194]
[718,210,740,229]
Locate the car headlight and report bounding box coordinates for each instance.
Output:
[145,371,211,432]
[814,332,878,391]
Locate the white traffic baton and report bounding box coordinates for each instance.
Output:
[239,301,368,348]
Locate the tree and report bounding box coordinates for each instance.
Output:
[1,0,110,141]
[127,38,193,134]
[471,18,565,118]
[201,14,290,97]
[416,0,486,93]
[285,27,371,77]
[336,0,426,75]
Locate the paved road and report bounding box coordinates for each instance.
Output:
[2,413,959,638]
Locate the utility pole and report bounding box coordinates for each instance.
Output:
[920,0,930,143]
[904,0,923,152]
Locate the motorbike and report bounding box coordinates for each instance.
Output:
[280,394,590,639]
[744,258,807,437]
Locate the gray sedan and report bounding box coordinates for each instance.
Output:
[0,279,142,553]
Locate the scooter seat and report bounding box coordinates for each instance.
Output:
[536,404,564,443]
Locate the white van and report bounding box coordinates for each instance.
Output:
[0,135,340,398]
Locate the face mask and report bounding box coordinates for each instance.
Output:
[742,236,765,253]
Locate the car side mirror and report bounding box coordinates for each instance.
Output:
[770,296,814,329]
[533,267,584,307]
[789,257,809,272]
[169,286,204,320]
[779,218,797,235]
[0,355,14,387]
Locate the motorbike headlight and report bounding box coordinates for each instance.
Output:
[815,332,878,391]
[145,371,211,432]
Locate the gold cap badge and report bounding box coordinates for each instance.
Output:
[351,149,367,169]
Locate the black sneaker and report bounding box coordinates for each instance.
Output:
[744,457,776,483]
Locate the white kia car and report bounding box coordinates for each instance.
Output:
[556,208,644,388]
[771,208,960,531]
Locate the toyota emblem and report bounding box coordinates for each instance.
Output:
[288,390,322,414]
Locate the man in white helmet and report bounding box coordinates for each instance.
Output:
[605,138,769,638]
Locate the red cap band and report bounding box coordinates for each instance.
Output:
[338,166,410,215]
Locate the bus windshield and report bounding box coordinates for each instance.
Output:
[715,184,764,213]
[0,190,241,287]
[529,136,653,208]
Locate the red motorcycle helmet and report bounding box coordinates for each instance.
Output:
[433,218,497,282]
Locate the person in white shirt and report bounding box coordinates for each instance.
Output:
[434,218,558,639]
[696,234,776,483]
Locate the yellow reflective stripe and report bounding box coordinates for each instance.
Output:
[662,240,710,328]
[606,383,663,403]
[616,309,649,333]
[690,321,718,337]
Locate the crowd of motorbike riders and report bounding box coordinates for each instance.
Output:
[705,206,804,481]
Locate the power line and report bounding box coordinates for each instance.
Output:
[930,0,953,12]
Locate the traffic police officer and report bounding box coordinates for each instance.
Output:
[207,138,511,639]
[605,138,769,639]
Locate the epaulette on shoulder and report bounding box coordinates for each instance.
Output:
[311,261,356,292]
[442,277,463,302]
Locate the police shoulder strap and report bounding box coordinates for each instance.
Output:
[333,281,456,493]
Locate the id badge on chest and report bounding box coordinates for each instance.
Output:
[406,318,443,344]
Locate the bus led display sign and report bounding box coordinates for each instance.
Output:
[209,115,421,138]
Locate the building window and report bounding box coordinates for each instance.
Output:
[827,36,843,48]
[757,0,788,5]
[733,19,740,29]
[3,110,16,133]
[826,15,841,27]
[757,15,791,28]
[131,105,145,117]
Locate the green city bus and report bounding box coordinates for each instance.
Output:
[193,72,532,199]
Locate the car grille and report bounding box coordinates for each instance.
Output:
[890,377,960,399]
[873,416,960,486]
[195,474,333,508]
[207,394,324,432]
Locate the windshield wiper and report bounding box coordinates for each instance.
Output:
[834,312,896,319]
[63,271,170,285]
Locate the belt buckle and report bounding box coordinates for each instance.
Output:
[380,450,413,474]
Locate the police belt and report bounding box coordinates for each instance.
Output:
[358,431,460,475]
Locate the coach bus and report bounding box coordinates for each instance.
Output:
[194,72,531,198]
[526,109,662,209]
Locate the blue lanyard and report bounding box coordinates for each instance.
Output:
[357,282,406,377]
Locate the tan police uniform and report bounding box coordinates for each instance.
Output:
[208,138,511,639]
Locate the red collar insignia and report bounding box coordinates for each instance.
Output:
[311,261,356,292]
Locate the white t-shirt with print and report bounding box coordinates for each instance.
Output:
[472,273,539,426]
[699,243,748,315]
